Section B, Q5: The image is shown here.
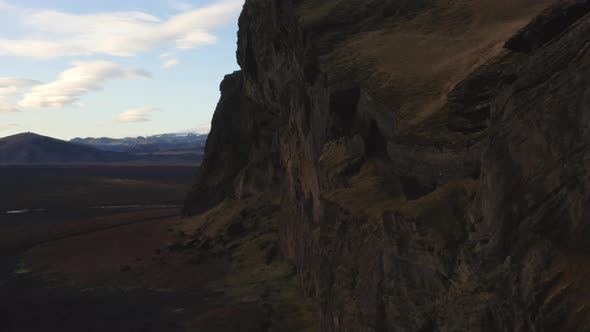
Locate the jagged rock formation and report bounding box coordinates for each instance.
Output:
[185,0,590,330]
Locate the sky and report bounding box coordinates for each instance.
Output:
[0,0,244,140]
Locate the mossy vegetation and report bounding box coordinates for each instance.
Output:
[180,194,317,331]
[325,152,478,222]
[395,105,489,149]
[324,158,404,218]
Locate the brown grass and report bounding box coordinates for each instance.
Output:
[298,0,554,138]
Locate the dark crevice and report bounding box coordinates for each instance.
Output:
[365,120,387,156]
[329,87,361,138]
[505,0,590,53]
[400,176,434,200]
[448,104,491,134]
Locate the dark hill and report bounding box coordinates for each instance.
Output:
[0,133,122,164]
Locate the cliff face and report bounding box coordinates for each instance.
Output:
[185,0,590,330]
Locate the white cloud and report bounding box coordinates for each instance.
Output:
[118,107,159,123]
[0,0,244,59]
[0,77,41,112]
[163,58,180,69]
[0,97,19,112]
[0,78,41,96]
[19,61,151,109]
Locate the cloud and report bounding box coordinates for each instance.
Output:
[0,78,41,96]
[118,107,159,123]
[0,97,20,112]
[0,77,41,112]
[18,61,150,109]
[163,58,180,69]
[0,0,244,59]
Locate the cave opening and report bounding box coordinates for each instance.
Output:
[365,119,387,156]
[329,87,361,138]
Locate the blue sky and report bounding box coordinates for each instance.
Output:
[0,0,243,139]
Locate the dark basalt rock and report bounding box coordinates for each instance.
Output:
[447,53,520,134]
[185,0,590,330]
[183,72,250,215]
[505,0,590,53]
[475,15,590,329]
[227,219,247,237]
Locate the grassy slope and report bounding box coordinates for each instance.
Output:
[179,195,318,331]
[298,0,552,143]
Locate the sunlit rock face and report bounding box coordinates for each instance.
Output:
[185,0,590,330]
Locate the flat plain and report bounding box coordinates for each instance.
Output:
[0,164,198,332]
[0,164,314,332]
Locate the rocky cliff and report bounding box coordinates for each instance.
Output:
[184,0,590,330]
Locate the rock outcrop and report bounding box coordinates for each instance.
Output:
[185,0,590,330]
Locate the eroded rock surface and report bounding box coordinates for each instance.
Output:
[185,0,590,330]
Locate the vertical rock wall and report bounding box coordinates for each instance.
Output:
[185,0,590,330]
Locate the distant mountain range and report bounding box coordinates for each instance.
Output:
[0,132,207,164]
[71,132,208,154]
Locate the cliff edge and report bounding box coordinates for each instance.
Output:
[184,0,590,330]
